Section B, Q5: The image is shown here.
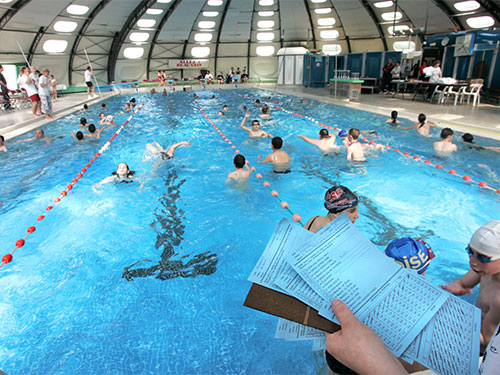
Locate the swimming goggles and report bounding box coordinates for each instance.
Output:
[465,245,499,263]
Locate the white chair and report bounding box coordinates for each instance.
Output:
[461,84,483,106]
[431,84,448,104]
[445,86,465,106]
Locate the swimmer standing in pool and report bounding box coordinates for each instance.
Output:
[400,113,437,137]
[297,129,338,154]
[226,154,253,184]
[240,112,273,138]
[345,128,366,162]
[258,136,291,173]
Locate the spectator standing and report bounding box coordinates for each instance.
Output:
[382,58,394,92]
[49,74,57,100]
[85,66,96,99]
[0,65,11,110]
[18,66,41,117]
[38,69,54,119]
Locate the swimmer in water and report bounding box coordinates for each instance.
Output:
[124,102,131,112]
[226,154,253,184]
[240,112,272,138]
[298,129,338,154]
[400,113,437,136]
[83,104,89,111]
[259,103,271,119]
[462,133,500,153]
[433,127,457,156]
[79,117,88,127]
[386,110,400,126]
[146,141,191,160]
[99,112,115,125]
[0,135,7,152]
[346,128,366,162]
[101,103,107,111]
[304,185,359,233]
[15,129,51,145]
[258,136,291,173]
[93,162,135,191]
[130,98,137,107]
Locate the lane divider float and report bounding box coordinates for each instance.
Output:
[0,103,145,269]
[197,105,304,226]
[221,89,500,196]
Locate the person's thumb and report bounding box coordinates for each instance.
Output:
[332,299,355,328]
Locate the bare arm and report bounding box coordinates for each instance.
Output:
[257,154,272,164]
[440,269,481,295]
[297,134,319,146]
[346,145,353,160]
[240,112,251,132]
[15,137,36,144]
[481,297,500,349]
[427,121,438,127]
[167,141,190,156]
[400,124,418,130]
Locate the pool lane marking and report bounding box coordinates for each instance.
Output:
[196,105,304,226]
[222,89,500,196]
[0,103,146,270]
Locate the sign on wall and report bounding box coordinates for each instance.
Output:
[167,59,209,69]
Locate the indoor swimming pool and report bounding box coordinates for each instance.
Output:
[0,89,499,374]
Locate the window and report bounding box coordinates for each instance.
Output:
[129,32,149,42]
[381,11,402,21]
[454,1,480,12]
[310,0,327,3]
[257,20,275,29]
[256,32,275,41]
[259,0,274,5]
[191,47,210,57]
[393,41,415,53]
[124,47,144,59]
[203,11,219,17]
[0,0,15,3]
[317,18,335,26]
[374,1,393,8]
[466,16,494,28]
[157,0,172,2]
[322,44,342,55]
[66,4,89,15]
[146,8,163,15]
[314,8,331,14]
[194,33,213,42]
[258,11,274,16]
[256,46,275,56]
[137,19,156,28]
[43,40,68,53]
[207,0,223,5]
[198,21,216,29]
[320,30,339,39]
[53,21,78,32]
[388,25,411,35]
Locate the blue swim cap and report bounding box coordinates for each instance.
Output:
[338,129,348,137]
[384,238,435,275]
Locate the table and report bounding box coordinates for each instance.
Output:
[329,79,365,101]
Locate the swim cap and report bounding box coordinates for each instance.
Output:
[338,129,348,138]
[469,220,500,258]
[324,186,358,213]
[385,238,435,275]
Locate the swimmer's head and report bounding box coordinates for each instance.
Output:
[243,106,248,110]
[440,127,454,140]
[83,104,88,110]
[251,120,260,129]
[418,113,426,124]
[130,98,136,103]
[80,117,87,125]
[255,99,261,104]
[0,135,4,144]
[99,112,105,119]
[391,110,398,119]
[385,238,435,275]
[271,136,283,150]
[324,185,359,223]
[223,105,228,111]
[116,162,130,177]
[218,111,225,116]
[468,221,500,274]
[234,154,246,169]
[101,103,106,109]
[124,102,130,109]
[75,131,84,141]
[462,133,474,143]
[348,128,360,140]
[319,129,329,139]
[35,129,44,138]
[338,129,348,138]
[301,99,307,104]
[88,124,96,133]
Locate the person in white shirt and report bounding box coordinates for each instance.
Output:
[424,60,442,83]
[38,69,54,119]
[17,66,41,117]
[85,66,96,98]
[205,70,214,84]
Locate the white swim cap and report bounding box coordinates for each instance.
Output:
[469,220,500,258]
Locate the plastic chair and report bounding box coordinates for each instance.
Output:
[431,84,448,104]
[445,86,465,106]
[461,84,483,106]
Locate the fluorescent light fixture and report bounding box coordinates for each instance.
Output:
[322,44,342,55]
[454,1,480,12]
[146,8,163,15]
[67,4,89,15]
[256,32,275,41]
[381,11,402,21]
[314,8,331,14]
[374,1,393,8]
[53,21,78,32]
[203,11,219,17]
[191,46,210,57]
[198,20,216,28]
[43,40,68,53]
[194,33,213,42]
[137,19,156,28]
[466,15,494,28]
[257,20,275,28]
[320,30,339,39]
[124,47,144,59]
[207,0,223,6]
[256,45,275,56]
[129,32,149,42]
[258,11,274,16]
[317,18,336,26]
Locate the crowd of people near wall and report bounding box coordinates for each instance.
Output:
[156,66,249,87]
[382,58,444,92]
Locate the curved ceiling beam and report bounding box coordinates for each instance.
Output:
[359,0,388,51]
[213,0,232,75]
[476,0,500,24]
[430,0,465,30]
[0,0,31,29]
[107,0,157,82]
[326,0,351,53]
[27,26,44,64]
[68,0,112,85]
[302,0,317,49]
[146,0,183,80]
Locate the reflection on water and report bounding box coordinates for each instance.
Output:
[122,169,218,281]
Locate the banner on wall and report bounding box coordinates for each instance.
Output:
[167,59,209,69]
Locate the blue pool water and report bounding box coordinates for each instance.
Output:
[0,89,499,374]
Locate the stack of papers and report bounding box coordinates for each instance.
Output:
[245,215,481,375]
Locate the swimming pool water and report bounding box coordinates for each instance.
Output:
[0,89,499,374]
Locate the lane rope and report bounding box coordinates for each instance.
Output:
[196,105,304,227]
[222,89,500,196]
[0,103,145,269]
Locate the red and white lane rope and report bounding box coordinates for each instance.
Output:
[223,89,500,196]
[197,106,304,227]
[0,103,145,269]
